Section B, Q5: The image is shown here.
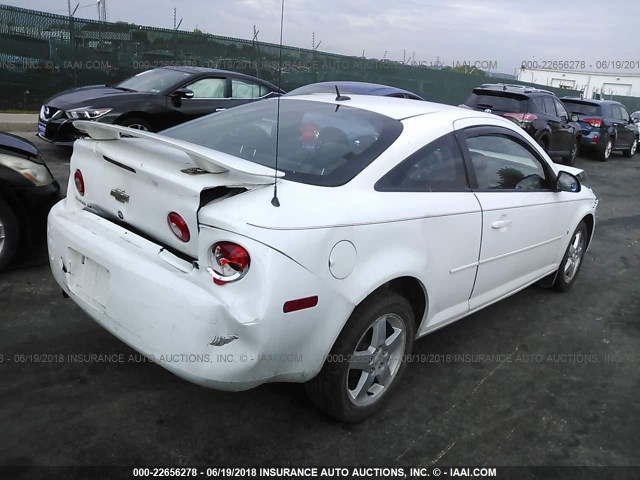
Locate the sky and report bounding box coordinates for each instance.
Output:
[2,0,639,75]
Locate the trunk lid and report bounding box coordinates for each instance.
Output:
[70,122,282,257]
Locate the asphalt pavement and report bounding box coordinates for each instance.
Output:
[1,132,639,470]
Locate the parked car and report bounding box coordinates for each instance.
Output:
[0,132,60,270]
[462,84,582,165]
[48,94,597,422]
[286,81,425,100]
[37,67,285,146]
[560,98,638,161]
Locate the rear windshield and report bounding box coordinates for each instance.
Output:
[162,98,403,186]
[464,93,527,113]
[561,101,601,116]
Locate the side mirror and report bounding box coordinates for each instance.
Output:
[556,171,581,193]
[172,88,194,99]
[570,114,579,122]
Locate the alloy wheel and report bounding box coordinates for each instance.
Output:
[563,230,585,283]
[127,123,149,131]
[0,219,5,255]
[347,313,407,407]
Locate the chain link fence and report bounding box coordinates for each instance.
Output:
[0,4,606,112]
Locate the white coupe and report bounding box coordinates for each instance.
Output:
[48,93,597,422]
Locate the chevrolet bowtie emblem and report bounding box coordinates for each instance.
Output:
[110,188,130,203]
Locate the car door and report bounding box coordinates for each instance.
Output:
[457,125,575,310]
[553,98,575,153]
[614,105,634,147]
[540,96,563,153]
[375,131,482,333]
[167,76,229,126]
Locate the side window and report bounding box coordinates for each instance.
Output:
[465,132,549,191]
[618,105,630,122]
[376,133,468,191]
[232,79,268,99]
[554,99,569,120]
[532,97,545,113]
[185,78,226,99]
[542,96,557,116]
[611,105,623,121]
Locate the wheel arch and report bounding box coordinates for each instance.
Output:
[582,213,595,249]
[357,276,428,334]
[113,112,155,129]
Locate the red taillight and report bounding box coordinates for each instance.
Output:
[207,241,250,285]
[167,212,190,243]
[592,135,599,144]
[283,296,318,313]
[503,112,538,124]
[583,118,602,128]
[74,169,85,196]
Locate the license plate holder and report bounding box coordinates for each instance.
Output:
[67,250,110,312]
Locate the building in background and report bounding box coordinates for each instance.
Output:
[517,68,640,99]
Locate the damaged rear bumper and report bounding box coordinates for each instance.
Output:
[47,201,353,391]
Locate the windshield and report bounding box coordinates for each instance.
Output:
[163,98,403,186]
[465,93,527,113]
[115,68,191,93]
[561,101,601,116]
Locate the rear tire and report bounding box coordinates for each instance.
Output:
[0,198,20,271]
[623,138,637,158]
[598,138,613,162]
[537,137,548,153]
[562,138,578,166]
[305,291,415,422]
[553,221,588,292]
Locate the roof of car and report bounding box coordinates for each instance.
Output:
[560,97,622,106]
[283,93,493,121]
[286,81,425,100]
[474,83,555,96]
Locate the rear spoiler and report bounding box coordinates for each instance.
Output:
[73,120,284,179]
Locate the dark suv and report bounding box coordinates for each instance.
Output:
[463,84,582,165]
[560,98,638,161]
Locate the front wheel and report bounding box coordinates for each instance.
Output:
[553,221,588,292]
[118,117,153,132]
[623,138,637,158]
[305,291,415,422]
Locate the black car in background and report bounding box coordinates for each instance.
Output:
[37,67,285,146]
[0,132,60,270]
[560,98,638,161]
[463,84,582,165]
[286,81,425,100]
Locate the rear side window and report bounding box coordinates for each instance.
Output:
[231,79,270,98]
[464,93,527,113]
[376,133,468,191]
[542,96,556,116]
[562,101,601,116]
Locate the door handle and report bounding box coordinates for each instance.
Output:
[492,219,512,229]
[215,108,226,112]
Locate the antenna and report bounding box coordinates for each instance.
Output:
[271,0,285,208]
